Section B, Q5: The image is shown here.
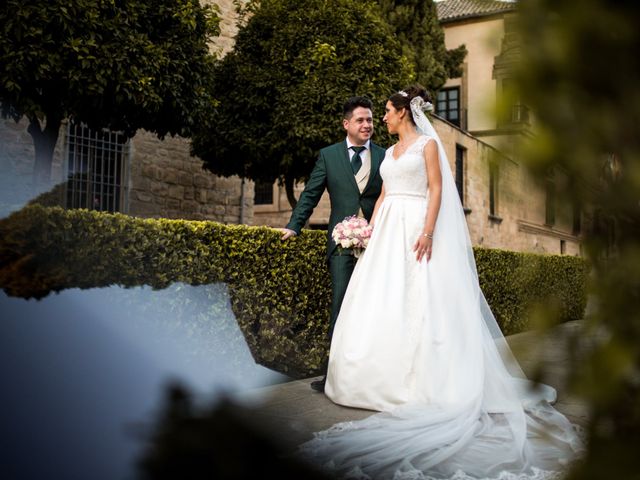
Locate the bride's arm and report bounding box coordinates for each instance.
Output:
[370,183,386,228]
[415,139,442,262]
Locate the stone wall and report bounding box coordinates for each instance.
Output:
[435,118,580,255]
[251,182,331,229]
[0,118,253,223]
[436,9,581,254]
[128,131,253,223]
[206,0,242,56]
[125,0,249,223]
[0,117,67,216]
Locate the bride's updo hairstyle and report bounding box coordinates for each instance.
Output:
[388,84,432,125]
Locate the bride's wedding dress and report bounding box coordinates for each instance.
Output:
[299,102,584,480]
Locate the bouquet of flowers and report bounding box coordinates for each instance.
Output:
[331,215,373,258]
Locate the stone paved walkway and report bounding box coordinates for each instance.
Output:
[237,319,597,451]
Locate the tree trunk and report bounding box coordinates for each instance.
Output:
[27,114,62,188]
[285,175,298,209]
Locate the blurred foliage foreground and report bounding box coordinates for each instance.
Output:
[514,1,640,478]
[136,384,332,480]
[0,205,587,379]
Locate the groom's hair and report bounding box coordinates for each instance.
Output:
[343,96,374,119]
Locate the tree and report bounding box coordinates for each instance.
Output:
[0,0,220,187]
[514,1,640,478]
[191,0,413,208]
[376,0,467,90]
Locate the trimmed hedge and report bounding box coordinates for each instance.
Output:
[0,205,588,378]
[474,247,588,335]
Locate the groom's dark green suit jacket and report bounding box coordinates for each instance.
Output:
[286,140,386,258]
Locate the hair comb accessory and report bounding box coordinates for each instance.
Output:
[410,96,434,113]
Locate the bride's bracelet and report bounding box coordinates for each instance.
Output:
[422,232,433,239]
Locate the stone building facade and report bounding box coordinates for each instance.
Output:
[434,0,582,255]
[251,0,582,255]
[0,116,254,223]
[437,116,580,255]
[127,131,252,223]
[125,0,254,223]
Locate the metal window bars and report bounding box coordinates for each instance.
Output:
[65,121,129,213]
[254,180,275,205]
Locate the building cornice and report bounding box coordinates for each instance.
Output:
[517,220,580,242]
[470,127,535,139]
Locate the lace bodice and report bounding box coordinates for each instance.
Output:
[379,135,432,197]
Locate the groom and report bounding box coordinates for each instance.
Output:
[280,96,385,392]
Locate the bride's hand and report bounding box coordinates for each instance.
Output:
[413,236,433,262]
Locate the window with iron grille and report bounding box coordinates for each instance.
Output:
[545,172,556,227]
[572,201,581,235]
[65,121,129,212]
[254,180,274,205]
[455,144,465,204]
[489,160,499,216]
[436,87,460,127]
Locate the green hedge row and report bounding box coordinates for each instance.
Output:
[0,205,588,378]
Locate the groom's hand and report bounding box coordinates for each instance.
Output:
[278,228,297,241]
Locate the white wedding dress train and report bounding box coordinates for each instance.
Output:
[299,134,584,480]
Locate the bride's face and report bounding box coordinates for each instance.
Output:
[383,101,404,134]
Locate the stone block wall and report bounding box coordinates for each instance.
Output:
[0,118,253,224]
[205,0,242,57]
[128,131,253,223]
[251,182,330,229]
[436,117,580,255]
[0,117,67,216]
[125,0,250,223]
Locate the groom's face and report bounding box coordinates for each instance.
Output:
[343,107,373,146]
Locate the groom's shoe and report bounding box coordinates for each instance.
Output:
[310,376,326,393]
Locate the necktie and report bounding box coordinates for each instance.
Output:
[351,146,365,175]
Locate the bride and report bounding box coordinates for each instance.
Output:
[298,85,584,480]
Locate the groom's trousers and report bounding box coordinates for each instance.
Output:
[325,253,357,371]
